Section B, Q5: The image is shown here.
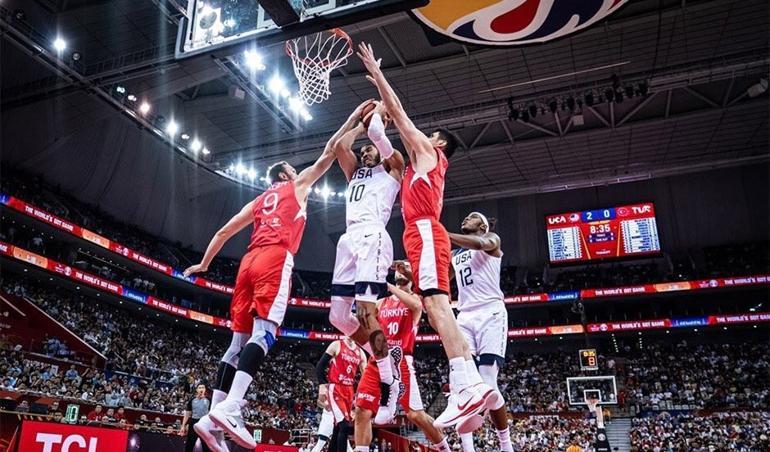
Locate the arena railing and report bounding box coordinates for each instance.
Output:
[3,193,769,310]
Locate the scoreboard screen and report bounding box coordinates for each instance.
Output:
[579,349,599,371]
[547,203,660,264]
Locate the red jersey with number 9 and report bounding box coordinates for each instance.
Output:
[248,181,306,254]
[377,295,416,356]
[328,340,362,386]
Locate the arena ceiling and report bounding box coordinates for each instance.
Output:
[1,0,768,246]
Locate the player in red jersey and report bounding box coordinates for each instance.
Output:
[183,101,371,450]
[313,338,366,452]
[353,263,451,452]
[357,43,500,433]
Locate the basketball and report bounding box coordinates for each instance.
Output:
[361,101,377,128]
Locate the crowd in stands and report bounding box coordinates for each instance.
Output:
[4,169,769,305]
[630,411,770,451]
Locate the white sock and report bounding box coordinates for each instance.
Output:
[449,357,469,391]
[311,439,326,452]
[211,389,227,410]
[460,432,475,452]
[433,438,451,452]
[356,447,369,452]
[497,427,513,452]
[224,370,253,403]
[465,359,483,386]
[376,354,394,384]
[362,342,374,356]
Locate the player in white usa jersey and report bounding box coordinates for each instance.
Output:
[449,212,513,452]
[329,101,406,424]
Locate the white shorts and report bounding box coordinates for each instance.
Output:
[332,223,393,302]
[457,303,508,360]
[317,407,334,438]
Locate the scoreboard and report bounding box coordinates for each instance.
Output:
[547,203,660,264]
[579,349,599,371]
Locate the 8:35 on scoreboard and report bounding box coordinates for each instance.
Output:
[546,203,661,264]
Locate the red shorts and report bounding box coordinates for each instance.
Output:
[403,218,451,295]
[329,383,355,423]
[230,245,294,333]
[355,356,424,415]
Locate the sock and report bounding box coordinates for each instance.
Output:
[465,359,483,386]
[449,357,469,391]
[355,447,369,452]
[376,355,394,384]
[211,389,227,411]
[433,438,451,452]
[497,427,513,452]
[311,438,326,452]
[362,342,374,356]
[460,433,475,452]
[225,342,265,402]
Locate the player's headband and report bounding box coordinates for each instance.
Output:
[470,211,490,231]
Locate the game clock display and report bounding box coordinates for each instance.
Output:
[547,203,661,263]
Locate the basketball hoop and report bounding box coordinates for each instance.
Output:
[286,28,353,106]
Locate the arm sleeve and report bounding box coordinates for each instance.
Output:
[315,353,333,384]
[367,113,395,159]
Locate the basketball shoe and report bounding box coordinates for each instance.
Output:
[209,399,256,449]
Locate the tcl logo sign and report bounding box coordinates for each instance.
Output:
[35,433,97,452]
[19,421,127,452]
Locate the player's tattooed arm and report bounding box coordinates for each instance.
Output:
[356,43,433,165]
[183,200,256,276]
[334,122,366,182]
[448,232,501,253]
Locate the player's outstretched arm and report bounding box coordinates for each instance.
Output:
[183,201,255,276]
[334,122,365,182]
[448,232,501,253]
[296,100,372,194]
[367,108,405,179]
[387,282,422,319]
[356,43,434,164]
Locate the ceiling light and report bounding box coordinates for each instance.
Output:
[235,163,247,176]
[321,185,331,199]
[190,139,202,152]
[201,147,210,155]
[53,37,66,52]
[313,187,321,194]
[247,168,258,181]
[268,75,285,96]
[180,133,190,140]
[747,78,768,98]
[126,94,137,102]
[289,97,303,113]
[166,120,179,137]
[115,85,126,94]
[300,108,313,121]
[337,192,345,198]
[139,102,151,114]
[243,50,265,71]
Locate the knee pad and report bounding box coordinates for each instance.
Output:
[222,332,249,367]
[329,296,359,336]
[248,319,278,354]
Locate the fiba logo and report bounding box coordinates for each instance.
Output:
[413,0,629,46]
[598,433,606,441]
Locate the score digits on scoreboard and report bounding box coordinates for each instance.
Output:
[546,203,661,263]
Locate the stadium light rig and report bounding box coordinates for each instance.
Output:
[166,120,179,138]
[139,102,151,115]
[53,37,66,52]
[243,50,266,71]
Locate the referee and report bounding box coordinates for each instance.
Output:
[180,383,212,452]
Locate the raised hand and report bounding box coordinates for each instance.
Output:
[356,42,382,76]
[183,263,207,277]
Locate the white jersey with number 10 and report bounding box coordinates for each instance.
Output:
[345,164,400,227]
[452,248,505,312]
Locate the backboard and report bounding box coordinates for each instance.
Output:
[567,376,618,406]
[176,0,428,59]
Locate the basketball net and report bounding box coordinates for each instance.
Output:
[286,28,353,106]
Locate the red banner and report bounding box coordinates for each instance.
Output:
[2,195,233,295]
[19,420,128,452]
[587,318,671,333]
[255,446,298,452]
[580,275,770,298]
[710,312,770,325]
[505,293,550,304]
[289,297,332,308]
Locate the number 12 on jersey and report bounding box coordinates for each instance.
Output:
[459,267,473,287]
